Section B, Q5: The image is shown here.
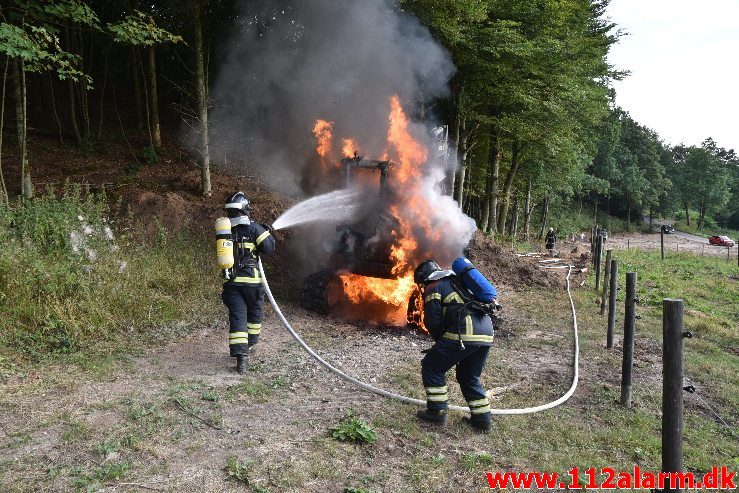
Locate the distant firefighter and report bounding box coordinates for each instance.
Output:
[545,227,557,256]
[215,192,276,374]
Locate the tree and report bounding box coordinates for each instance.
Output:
[0,1,93,198]
[108,10,182,150]
[192,0,210,196]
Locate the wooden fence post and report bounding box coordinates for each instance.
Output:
[661,229,665,260]
[662,299,685,493]
[620,272,637,408]
[600,249,612,316]
[607,259,618,349]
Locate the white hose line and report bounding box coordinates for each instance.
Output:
[258,259,579,415]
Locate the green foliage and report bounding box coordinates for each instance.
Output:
[330,415,378,444]
[0,187,221,365]
[143,145,158,165]
[460,451,494,471]
[108,11,183,46]
[224,455,251,484]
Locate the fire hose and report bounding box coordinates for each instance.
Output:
[258,259,579,415]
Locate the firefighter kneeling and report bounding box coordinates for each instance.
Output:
[414,259,497,432]
[216,192,276,374]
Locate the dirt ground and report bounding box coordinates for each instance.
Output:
[0,252,595,492]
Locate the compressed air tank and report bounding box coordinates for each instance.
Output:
[215,217,234,270]
[452,257,497,303]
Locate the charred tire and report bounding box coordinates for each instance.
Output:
[301,270,340,315]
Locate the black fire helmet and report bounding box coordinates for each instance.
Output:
[414,259,442,285]
[224,191,253,218]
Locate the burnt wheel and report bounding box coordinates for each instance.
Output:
[300,270,341,315]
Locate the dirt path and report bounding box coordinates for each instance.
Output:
[576,231,736,259]
[0,257,593,492]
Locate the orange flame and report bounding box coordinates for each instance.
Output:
[316,95,436,328]
[313,119,334,174]
[342,138,359,158]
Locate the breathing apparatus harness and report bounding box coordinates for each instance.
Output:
[448,274,502,351]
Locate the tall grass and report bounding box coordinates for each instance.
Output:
[0,185,221,368]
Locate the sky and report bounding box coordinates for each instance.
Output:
[606,0,739,152]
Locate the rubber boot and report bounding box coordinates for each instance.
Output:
[416,408,448,425]
[463,416,492,433]
[235,354,248,374]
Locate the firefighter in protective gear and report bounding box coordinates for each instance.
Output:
[545,227,556,256]
[221,192,276,374]
[414,259,495,432]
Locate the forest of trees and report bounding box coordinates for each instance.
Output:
[0,0,736,233]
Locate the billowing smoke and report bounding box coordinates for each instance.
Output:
[209,0,476,294]
[210,0,452,191]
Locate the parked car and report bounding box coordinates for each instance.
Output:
[661,224,675,234]
[708,235,735,247]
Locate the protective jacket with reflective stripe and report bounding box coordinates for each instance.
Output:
[422,277,494,346]
[226,222,275,285]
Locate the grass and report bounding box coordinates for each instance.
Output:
[0,186,222,375]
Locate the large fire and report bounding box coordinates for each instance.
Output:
[312,95,435,326]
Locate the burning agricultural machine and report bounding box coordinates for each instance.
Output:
[300,155,422,327]
[300,156,396,308]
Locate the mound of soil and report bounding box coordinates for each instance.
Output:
[466,231,562,289]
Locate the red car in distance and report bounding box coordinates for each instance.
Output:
[708,235,735,247]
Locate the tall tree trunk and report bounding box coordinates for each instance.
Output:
[510,195,519,237]
[48,73,64,144]
[483,127,501,234]
[64,27,82,147]
[496,141,520,233]
[593,198,598,224]
[127,0,144,131]
[523,181,532,241]
[626,199,632,230]
[76,27,90,143]
[193,1,211,196]
[649,205,654,232]
[683,200,690,226]
[454,117,468,206]
[481,125,500,233]
[147,45,161,148]
[0,58,9,204]
[538,194,549,240]
[14,60,32,198]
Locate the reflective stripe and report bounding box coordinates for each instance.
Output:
[247,322,262,335]
[424,293,441,302]
[443,292,463,304]
[238,242,256,251]
[427,394,449,402]
[468,398,489,407]
[442,333,495,343]
[470,404,492,414]
[425,386,448,394]
[229,339,248,344]
[229,331,248,338]
[233,275,261,284]
[256,231,271,246]
[465,315,473,335]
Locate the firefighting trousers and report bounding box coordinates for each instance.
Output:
[421,339,492,421]
[221,284,265,357]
